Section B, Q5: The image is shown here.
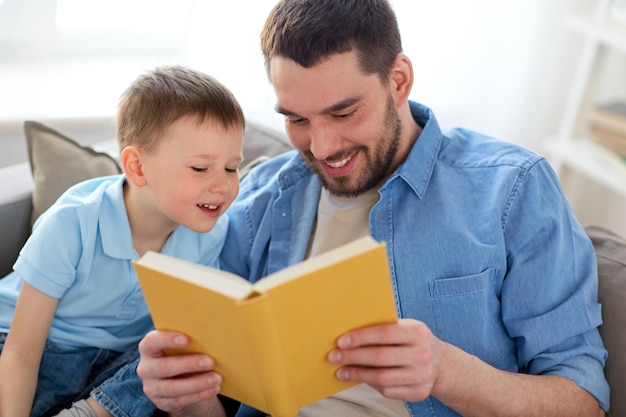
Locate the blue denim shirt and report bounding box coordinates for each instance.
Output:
[220,101,610,416]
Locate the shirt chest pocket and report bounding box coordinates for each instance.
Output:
[428,268,516,369]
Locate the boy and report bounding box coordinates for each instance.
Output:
[0,65,244,417]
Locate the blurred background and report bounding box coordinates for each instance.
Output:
[1,0,626,234]
[0,0,584,145]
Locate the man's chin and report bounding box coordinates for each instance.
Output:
[321,178,367,198]
[306,159,369,197]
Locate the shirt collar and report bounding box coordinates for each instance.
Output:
[278,101,444,200]
[387,101,443,199]
[99,175,136,260]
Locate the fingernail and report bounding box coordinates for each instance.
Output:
[336,368,349,381]
[174,335,186,346]
[208,373,222,386]
[338,335,351,348]
[328,350,341,363]
[200,357,213,369]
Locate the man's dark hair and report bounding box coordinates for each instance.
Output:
[261,0,402,84]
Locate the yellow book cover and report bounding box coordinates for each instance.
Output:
[133,236,398,417]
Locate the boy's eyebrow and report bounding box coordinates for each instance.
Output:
[275,95,365,117]
[194,153,243,163]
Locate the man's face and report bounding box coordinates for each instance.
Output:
[270,51,403,197]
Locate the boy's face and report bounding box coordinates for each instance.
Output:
[270,50,404,197]
[140,115,243,233]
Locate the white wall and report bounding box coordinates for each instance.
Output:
[0,0,581,151]
[2,0,624,233]
[185,0,581,155]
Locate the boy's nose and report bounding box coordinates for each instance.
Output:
[209,171,232,193]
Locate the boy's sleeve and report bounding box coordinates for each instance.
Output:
[13,202,85,299]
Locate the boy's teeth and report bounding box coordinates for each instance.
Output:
[199,204,218,209]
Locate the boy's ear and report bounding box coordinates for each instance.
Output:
[121,146,147,186]
[389,53,413,107]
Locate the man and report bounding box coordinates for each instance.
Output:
[136,0,609,416]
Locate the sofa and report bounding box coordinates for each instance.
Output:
[0,119,294,278]
[0,120,624,416]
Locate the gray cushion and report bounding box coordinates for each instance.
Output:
[0,162,33,277]
[24,120,122,227]
[242,121,292,166]
[586,225,626,416]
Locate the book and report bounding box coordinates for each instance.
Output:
[133,236,398,417]
[588,100,626,136]
[589,124,626,157]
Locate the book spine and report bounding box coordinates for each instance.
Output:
[238,294,299,417]
[590,125,626,157]
[589,107,626,134]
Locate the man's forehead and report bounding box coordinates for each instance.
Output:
[270,53,378,116]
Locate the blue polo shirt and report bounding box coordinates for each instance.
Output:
[220,101,610,414]
[0,175,227,351]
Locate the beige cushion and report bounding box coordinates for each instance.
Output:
[585,225,626,417]
[24,121,121,227]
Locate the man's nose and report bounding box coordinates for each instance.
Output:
[308,121,340,161]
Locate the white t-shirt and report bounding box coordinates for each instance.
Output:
[301,188,411,417]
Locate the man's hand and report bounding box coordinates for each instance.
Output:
[137,330,225,416]
[328,318,605,417]
[327,318,443,401]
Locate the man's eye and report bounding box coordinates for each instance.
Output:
[287,117,306,125]
[333,111,354,119]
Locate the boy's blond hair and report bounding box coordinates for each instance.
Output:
[117,65,245,152]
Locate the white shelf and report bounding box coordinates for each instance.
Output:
[546,137,626,197]
[566,15,626,53]
[547,0,626,204]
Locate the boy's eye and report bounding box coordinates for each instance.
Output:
[191,167,207,172]
[226,168,239,174]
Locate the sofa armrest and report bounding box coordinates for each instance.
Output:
[586,225,626,417]
[0,162,33,277]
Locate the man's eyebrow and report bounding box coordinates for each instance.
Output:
[323,96,364,114]
[275,95,365,117]
[275,105,297,116]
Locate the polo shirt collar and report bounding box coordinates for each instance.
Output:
[99,175,136,260]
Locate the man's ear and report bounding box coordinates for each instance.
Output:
[389,53,414,107]
[121,146,147,187]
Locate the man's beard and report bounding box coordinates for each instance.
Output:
[302,96,402,197]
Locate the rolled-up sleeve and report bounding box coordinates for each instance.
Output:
[501,159,609,410]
